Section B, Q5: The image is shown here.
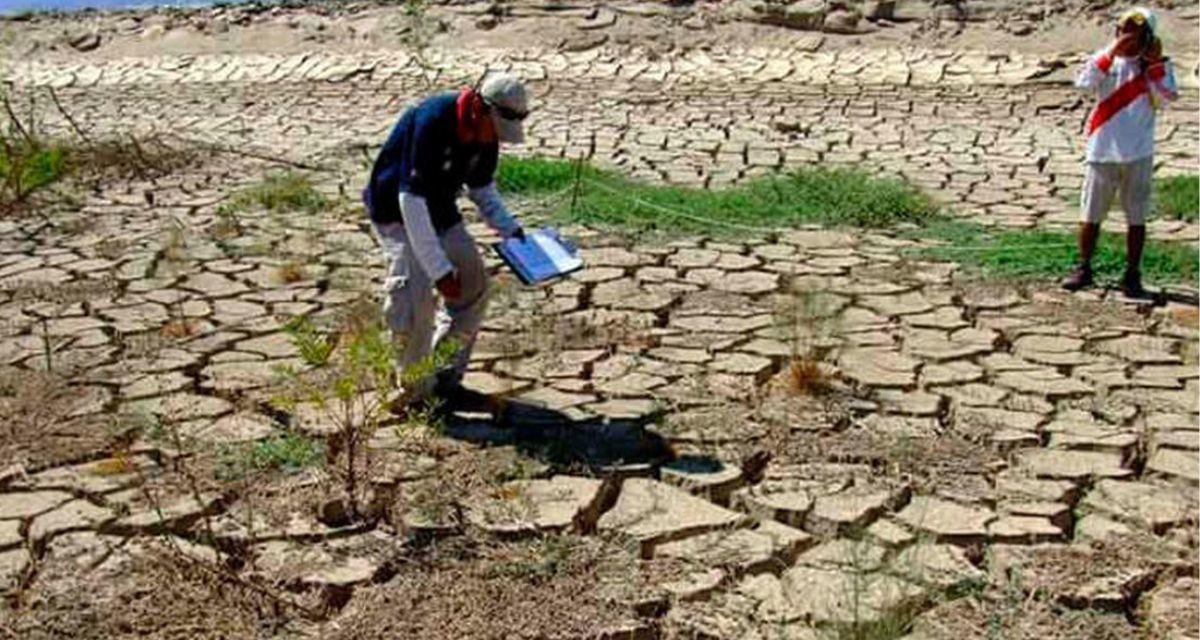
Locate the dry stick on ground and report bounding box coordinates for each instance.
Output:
[46,87,91,147]
[160,132,330,171]
[127,416,327,625]
[0,91,34,144]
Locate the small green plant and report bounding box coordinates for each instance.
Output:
[1153,174,1199,222]
[272,311,461,520]
[273,315,392,519]
[225,172,328,216]
[216,432,324,480]
[485,535,579,583]
[211,204,242,239]
[283,316,334,366]
[0,137,68,209]
[497,156,938,235]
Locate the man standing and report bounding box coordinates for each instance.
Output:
[1062,7,1177,297]
[364,73,529,410]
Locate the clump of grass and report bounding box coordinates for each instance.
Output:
[498,157,938,234]
[0,137,68,209]
[1153,174,1198,222]
[913,220,1197,286]
[224,171,328,216]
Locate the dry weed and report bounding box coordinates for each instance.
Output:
[159,318,199,339]
[275,260,308,285]
[7,546,296,640]
[776,427,1001,494]
[913,593,1136,640]
[328,535,647,640]
[0,367,113,469]
[993,533,1190,605]
[786,356,831,396]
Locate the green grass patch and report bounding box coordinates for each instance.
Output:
[0,139,69,207]
[224,171,328,215]
[1153,174,1199,222]
[914,220,1198,286]
[498,156,938,234]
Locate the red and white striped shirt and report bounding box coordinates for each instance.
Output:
[1076,48,1178,163]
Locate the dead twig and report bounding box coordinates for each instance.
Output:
[162,132,331,172]
[46,87,91,147]
[1,92,33,144]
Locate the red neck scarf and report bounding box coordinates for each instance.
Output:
[456,88,497,145]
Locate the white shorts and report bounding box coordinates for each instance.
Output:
[1081,157,1153,226]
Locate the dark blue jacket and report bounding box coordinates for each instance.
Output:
[364,92,499,233]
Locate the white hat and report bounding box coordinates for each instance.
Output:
[480,73,529,144]
[1118,6,1158,34]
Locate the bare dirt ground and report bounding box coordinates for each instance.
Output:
[2,0,1199,61]
[0,1,1197,639]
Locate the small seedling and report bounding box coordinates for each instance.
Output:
[271,311,461,521]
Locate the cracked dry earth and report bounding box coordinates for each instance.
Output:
[2,7,1199,640]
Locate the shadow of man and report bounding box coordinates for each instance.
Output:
[442,397,677,475]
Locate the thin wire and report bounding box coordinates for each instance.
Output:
[913,241,1077,253]
[577,177,1085,253]
[580,177,783,234]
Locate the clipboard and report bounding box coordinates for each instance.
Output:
[493,227,584,285]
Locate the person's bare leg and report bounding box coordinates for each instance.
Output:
[1063,222,1100,290]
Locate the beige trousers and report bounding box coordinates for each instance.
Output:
[372,221,490,397]
[1081,156,1154,226]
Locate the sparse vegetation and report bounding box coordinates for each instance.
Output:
[328,536,647,640]
[776,286,842,396]
[5,545,302,640]
[222,171,328,216]
[1153,174,1199,222]
[499,156,939,234]
[217,432,324,480]
[913,220,1198,286]
[1,90,191,215]
[269,306,460,522]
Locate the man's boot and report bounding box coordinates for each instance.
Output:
[1121,268,1147,298]
[1063,222,1100,292]
[1122,224,1147,298]
[432,374,494,413]
[1062,262,1094,291]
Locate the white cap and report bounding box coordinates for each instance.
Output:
[1119,6,1158,34]
[480,73,529,144]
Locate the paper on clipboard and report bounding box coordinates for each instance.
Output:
[493,227,584,285]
